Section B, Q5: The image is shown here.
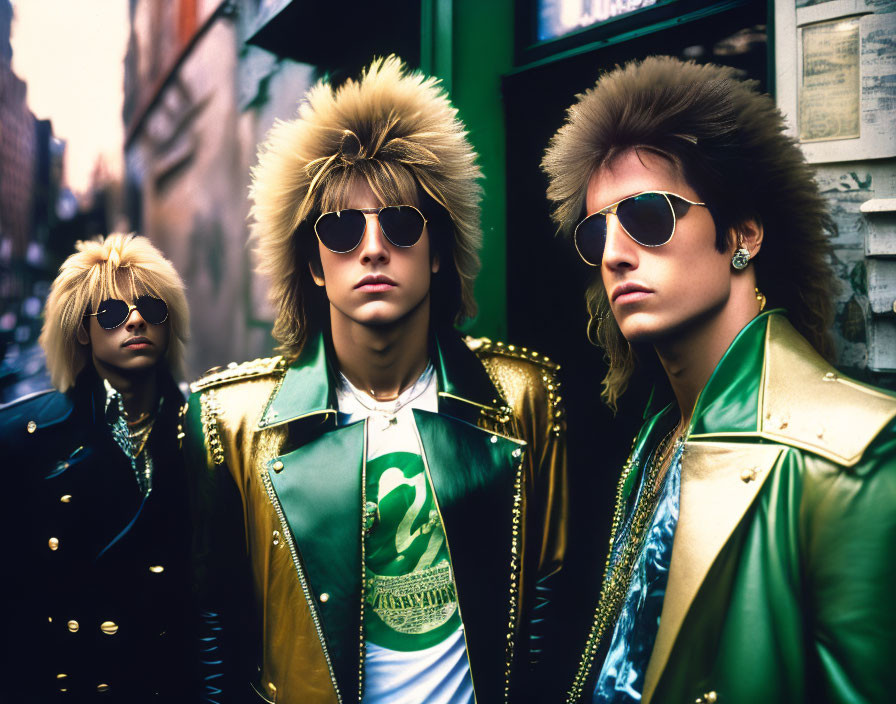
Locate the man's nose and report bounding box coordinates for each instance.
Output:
[357,213,390,262]
[602,213,638,271]
[125,307,147,330]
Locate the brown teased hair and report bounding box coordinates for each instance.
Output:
[542,56,836,409]
[251,56,482,360]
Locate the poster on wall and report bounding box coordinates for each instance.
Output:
[799,17,861,143]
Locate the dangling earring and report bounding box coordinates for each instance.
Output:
[755,287,766,312]
[731,235,750,270]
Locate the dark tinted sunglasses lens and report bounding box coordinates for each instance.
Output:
[316,210,367,252]
[136,296,168,325]
[378,206,425,247]
[617,193,674,246]
[575,214,607,265]
[96,299,129,329]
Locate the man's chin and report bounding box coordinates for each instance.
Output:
[95,355,162,376]
[615,313,665,345]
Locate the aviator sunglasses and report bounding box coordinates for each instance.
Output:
[573,191,707,266]
[87,295,169,330]
[314,205,427,254]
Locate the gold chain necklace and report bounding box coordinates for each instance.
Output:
[128,415,156,459]
[567,424,684,702]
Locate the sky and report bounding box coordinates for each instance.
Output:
[10,0,130,195]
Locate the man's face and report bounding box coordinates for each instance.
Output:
[80,293,170,375]
[588,149,733,344]
[311,180,439,329]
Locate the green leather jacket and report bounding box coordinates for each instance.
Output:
[183,329,567,704]
[570,312,896,704]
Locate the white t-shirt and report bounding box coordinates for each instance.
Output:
[336,365,474,704]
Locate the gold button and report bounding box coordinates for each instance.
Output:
[740,468,755,483]
[26,420,37,433]
[49,537,59,551]
[705,693,718,704]
[48,617,53,623]
[97,683,110,692]
[319,592,330,603]
[490,436,498,444]
[272,460,284,472]
[100,621,119,635]
[272,530,281,546]
[67,620,79,632]
[149,565,164,573]
[60,495,72,503]
[56,673,67,679]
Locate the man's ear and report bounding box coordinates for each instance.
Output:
[76,320,90,345]
[309,260,325,287]
[728,218,764,258]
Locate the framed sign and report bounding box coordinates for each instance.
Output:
[799,17,861,143]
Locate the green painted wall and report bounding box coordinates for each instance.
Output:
[421,0,514,340]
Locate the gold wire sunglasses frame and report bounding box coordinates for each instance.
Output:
[313,205,429,254]
[573,190,707,267]
[86,296,169,330]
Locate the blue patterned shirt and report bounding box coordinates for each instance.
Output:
[593,440,684,703]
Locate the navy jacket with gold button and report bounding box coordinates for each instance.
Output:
[0,367,196,702]
[182,328,568,704]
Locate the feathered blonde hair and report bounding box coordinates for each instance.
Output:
[250,55,482,359]
[39,233,189,391]
[542,57,836,409]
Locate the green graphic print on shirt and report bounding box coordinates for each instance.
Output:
[365,451,461,651]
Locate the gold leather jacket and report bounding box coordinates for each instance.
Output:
[183,329,567,703]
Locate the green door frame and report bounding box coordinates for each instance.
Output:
[421,0,514,340]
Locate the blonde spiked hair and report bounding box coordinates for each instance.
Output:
[251,55,482,359]
[39,233,189,391]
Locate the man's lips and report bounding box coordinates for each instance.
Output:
[122,336,152,348]
[355,275,397,291]
[611,282,653,303]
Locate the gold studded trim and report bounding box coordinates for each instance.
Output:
[190,356,286,393]
[199,390,225,466]
[566,445,640,702]
[260,451,344,702]
[177,402,188,448]
[357,422,369,701]
[542,366,565,439]
[465,336,560,371]
[502,446,527,702]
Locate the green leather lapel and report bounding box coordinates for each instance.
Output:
[689,311,777,438]
[266,420,366,702]
[413,408,526,704]
[434,329,511,427]
[259,331,336,429]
